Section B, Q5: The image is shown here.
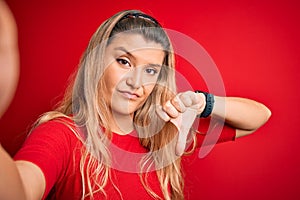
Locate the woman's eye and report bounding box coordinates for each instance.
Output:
[116,58,131,67]
[145,68,158,75]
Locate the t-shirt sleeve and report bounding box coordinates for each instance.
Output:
[14,120,77,199]
[195,117,236,147]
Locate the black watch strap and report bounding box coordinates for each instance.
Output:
[195,90,215,118]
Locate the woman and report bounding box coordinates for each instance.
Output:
[0,10,271,200]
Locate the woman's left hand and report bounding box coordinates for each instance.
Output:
[156,91,206,156]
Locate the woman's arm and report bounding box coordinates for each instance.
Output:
[0,145,46,200]
[0,0,19,117]
[159,91,271,139]
[0,1,45,198]
[158,91,270,155]
[0,145,26,200]
[212,96,272,138]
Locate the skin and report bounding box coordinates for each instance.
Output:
[0,1,25,200]
[101,32,272,153]
[0,0,19,118]
[0,30,272,200]
[102,33,165,134]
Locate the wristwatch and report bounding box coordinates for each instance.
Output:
[195,90,215,118]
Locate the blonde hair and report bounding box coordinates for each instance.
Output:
[34,10,192,200]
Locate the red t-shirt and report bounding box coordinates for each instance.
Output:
[14,118,235,199]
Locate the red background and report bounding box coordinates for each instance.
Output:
[1,0,300,199]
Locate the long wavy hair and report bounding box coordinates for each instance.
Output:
[34,10,193,200]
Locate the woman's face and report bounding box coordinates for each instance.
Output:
[102,33,165,117]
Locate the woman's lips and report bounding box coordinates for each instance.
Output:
[119,91,139,99]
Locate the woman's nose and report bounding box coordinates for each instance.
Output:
[126,68,143,89]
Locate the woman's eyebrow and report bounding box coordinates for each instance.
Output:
[114,46,134,58]
[114,46,163,68]
[147,63,162,68]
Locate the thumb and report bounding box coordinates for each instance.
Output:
[171,108,197,156]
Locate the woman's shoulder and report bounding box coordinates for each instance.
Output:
[29,117,82,145]
[15,117,83,163]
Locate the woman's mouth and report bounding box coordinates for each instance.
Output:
[119,91,139,99]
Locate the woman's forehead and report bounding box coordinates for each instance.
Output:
[108,32,164,52]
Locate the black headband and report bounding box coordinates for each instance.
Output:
[121,12,160,26]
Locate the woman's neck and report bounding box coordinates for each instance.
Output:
[108,112,134,135]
